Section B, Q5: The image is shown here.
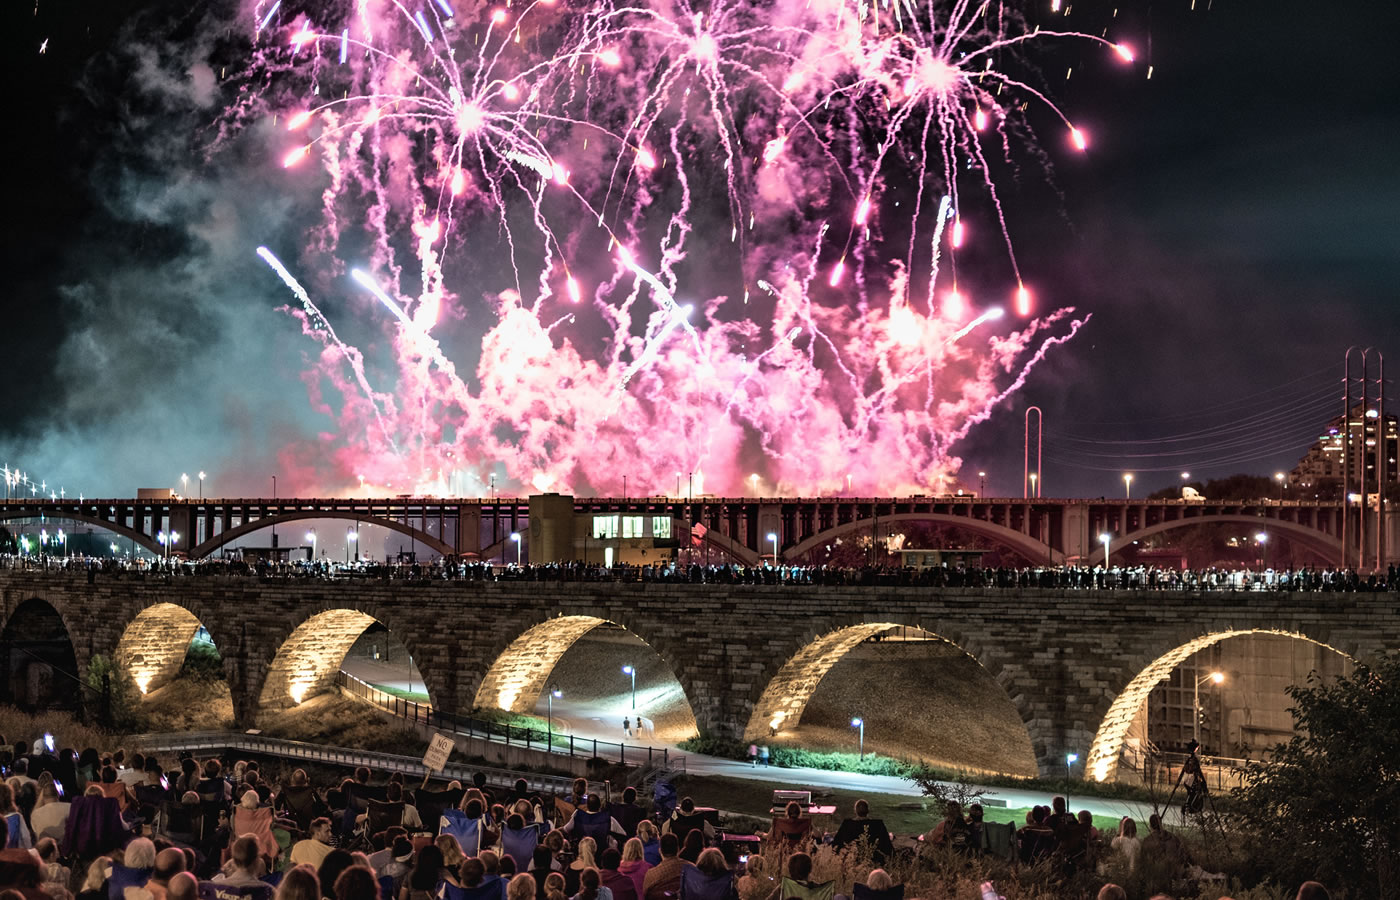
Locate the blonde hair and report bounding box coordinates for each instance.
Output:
[437,834,466,867]
[82,859,111,893]
[506,874,536,900]
[1118,817,1137,839]
[574,837,597,869]
[621,839,645,864]
[866,871,893,891]
[636,821,659,844]
[741,855,763,878]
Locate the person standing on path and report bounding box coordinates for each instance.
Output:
[747,744,758,767]
[623,717,632,739]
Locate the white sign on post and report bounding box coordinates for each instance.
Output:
[423,733,455,773]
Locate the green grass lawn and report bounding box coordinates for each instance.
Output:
[369,682,432,703]
[669,773,1136,837]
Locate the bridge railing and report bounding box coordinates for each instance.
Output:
[1128,749,1253,792]
[125,730,582,795]
[336,671,683,774]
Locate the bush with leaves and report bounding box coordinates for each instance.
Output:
[1229,654,1400,897]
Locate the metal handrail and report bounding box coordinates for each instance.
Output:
[126,730,582,795]
[336,671,685,774]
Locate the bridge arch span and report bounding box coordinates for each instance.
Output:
[1090,515,1343,566]
[0,511,162,556]
[743,618,1037,774]
[114,601,230,696]
[782,513,1060,565]
[256,603,443,715]
[190,512,453,560]
[0,597,82,710]
[473,612,700,739]
[1085,628,1356,783]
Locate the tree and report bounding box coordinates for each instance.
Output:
[1229,655,1400,896]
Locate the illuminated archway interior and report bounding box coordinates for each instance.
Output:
[474,616,698,741]
[744,623,1036,775]
[260,609,425,708]
[115,603,210,695]
[1085,629,1353,783]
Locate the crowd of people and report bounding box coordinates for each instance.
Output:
[4,553,1399,593]
[0,734,1336,900]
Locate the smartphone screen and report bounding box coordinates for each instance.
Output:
[43,733,54,752]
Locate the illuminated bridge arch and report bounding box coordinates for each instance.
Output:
[259,606,439,710]
[115,602,228,695]
[782,513,1061,565]
[190,512,454,559]
[1084,629,1355,783]
[743,620,1034,763]
[474,615,698,728]
[0,511,162,556]
[1089,514,1343,566]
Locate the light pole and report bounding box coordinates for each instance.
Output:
[1255,532,1269,570]
[750,474,759,496]
[548,683,561,744]
[57,530,66,557]
[851,717,864,759]
[1193,670,1225,746]
[621,664,636,710]
[346,527,357,564]
[1066,752,1078,788]
[1123,473,1133,499]
[767,532,778,565]
[181,473,188,497]
[271,475,278,550]
[40,529,48,557]
[306,529,317,562]
[1029,472,1038,498]
[198,471,206,500]
[1275,472,1286,501]
[978,471,986,497]
[510,532,521,565]
[1099,532,1112,568]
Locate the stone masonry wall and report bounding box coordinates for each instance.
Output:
[0,572,1395,777]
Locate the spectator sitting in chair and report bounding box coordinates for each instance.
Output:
[660,799,713,842]
[766,803,811,849]
[29,785,69,844]
[34,839,71,900]
[143,849,188,900]
[641,834,690,900]
[763,853,831,900]
[291,819,336,869]
[830,801,893,863]
[214,836,268,888]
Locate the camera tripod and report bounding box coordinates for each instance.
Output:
[1161,744,1226,837]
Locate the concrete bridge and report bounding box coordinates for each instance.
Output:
[1,493,1395,567]
[0,571,1395,782]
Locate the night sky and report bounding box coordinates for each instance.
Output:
[2,0,1397,499]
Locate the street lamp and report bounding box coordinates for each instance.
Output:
[1275,472,1286,500]
[1099,532,1112,568]
[198,471,206,500]
[548,684,561,744]
[57,529,66,557]
[978,472,986,497]
[306,529,317,561]
[158,530,179,561]
[1123,473,1133,499]
[851,717,865,759]
[109,542,118,557]
[1066,752,1078,789]
[181,473,188,497]
[621,664,636,710]
[1193,670,1225,745]
[1029,472,1038,498]
[1255,532,1269,569]
[510,532,521,566]
[767,532,778,565]
[750,474,759,496]
[346,527,357,564]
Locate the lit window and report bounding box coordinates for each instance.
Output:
[622,516,646,538]
[651,517,672,539]
[592,515,619,539]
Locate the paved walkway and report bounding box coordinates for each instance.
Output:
[341,657,1168,824]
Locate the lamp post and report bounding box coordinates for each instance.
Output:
[1123,473,1133,499]
[40,529,48,557]
[1193,670,1225,746]
[306,529,317,562]
[621,665,636,710]
[978,471,986,497]
[1066,752,1078,791]
[57,529,66,557]
[1255,531,1269,569]
[548,684,561,745]
[1275,472,1286,501]
[767,532,778,565]
[346,527,357,564]
[181,473,188,497]
[198,471,206,500]
[750,474,759,497]
[510,532,521,565]
[1029,472,1038,499]
[851,717,865,759]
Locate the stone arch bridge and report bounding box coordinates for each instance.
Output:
[0,571,1395,782]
